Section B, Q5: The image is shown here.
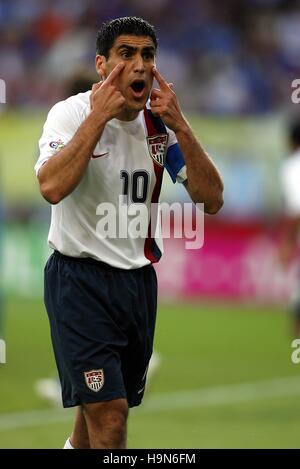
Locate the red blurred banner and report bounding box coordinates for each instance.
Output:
[156,219,298,303]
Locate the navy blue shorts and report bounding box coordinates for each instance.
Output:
[44,251,157,408]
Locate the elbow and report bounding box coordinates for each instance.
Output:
[205,197,224,214]
[191,189,224,214]
[205,179,224,214]
[204,192,224,215]
[39,180,63,205]
[188,176,224,215]
[37,164,65,204]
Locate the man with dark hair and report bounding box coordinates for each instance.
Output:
[35,16,223,449]
[96,17,158,58]
[280,118,300,337]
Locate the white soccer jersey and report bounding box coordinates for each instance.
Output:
[35,91,187,269]
[281,149,300,217]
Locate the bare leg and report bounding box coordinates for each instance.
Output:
[69,406,90,449]
[83,399,128,449]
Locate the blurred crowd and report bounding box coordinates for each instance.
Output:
[1,0,300,113]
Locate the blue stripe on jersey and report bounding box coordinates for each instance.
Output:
[165,143,186,183]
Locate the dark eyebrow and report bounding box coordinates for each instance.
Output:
[142,46,155,54]
[117,45,155,54]
[117,45,136,53]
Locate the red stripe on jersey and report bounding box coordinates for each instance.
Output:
[143,108,164,263]
[144,107,157,137]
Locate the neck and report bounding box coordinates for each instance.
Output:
[116,107,140,122]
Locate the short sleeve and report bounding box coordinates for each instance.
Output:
[34,100,79,175]
[165,127,187,184]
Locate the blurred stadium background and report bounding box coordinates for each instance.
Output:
[1,0,300,448]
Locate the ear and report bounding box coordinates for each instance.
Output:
[95,55,107,80]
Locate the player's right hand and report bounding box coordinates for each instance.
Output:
[90,62,126,122]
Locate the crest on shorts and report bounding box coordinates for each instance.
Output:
[147,134,168,167]
[84,369,104,392]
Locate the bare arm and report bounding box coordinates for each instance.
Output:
[38,63,126,204]
[38,112,106,204]
[151,68,224,214]
[175,123,223,213]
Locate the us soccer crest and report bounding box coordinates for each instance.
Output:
[84,369,104,392]
[147,134,168,167]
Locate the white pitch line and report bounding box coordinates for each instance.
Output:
[139,375,300,413]
[0,375,300,431]
[0,408,73,431]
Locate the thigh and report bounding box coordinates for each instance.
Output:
[44,252,128,407]
[122,265,158,407]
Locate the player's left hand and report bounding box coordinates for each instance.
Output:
[150,67,187,133]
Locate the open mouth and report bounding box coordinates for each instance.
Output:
[130,80,146,95]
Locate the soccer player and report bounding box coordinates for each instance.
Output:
[35,17,223,449]
[280,119,300,337]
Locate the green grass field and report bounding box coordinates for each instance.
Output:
[0,297,299,448]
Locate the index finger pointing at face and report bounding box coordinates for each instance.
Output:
[105,62,125,85]
[152,67,169,90]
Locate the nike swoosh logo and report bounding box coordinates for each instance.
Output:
[91,152,109,159]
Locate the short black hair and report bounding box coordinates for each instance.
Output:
[289,119,300,148]
[96,17,158,58]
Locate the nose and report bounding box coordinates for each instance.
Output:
[133,54,145,73]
